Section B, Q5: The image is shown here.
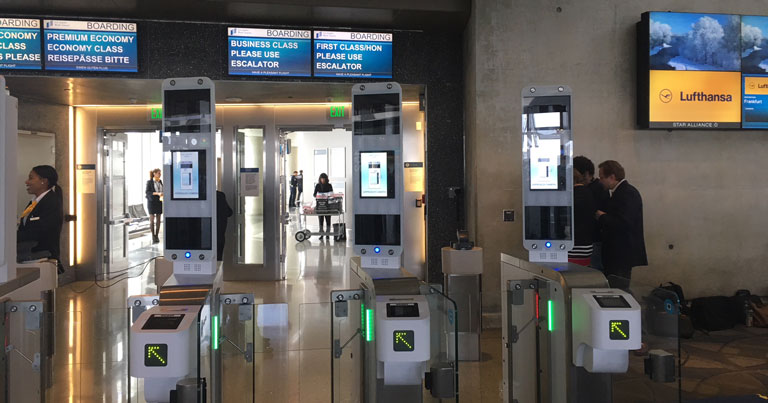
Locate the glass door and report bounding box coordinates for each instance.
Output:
[278,131,289,275]
[235,127,265,265]
[103,132,128,272]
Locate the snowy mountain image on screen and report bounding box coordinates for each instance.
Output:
[741,15,768,73]
[649,12,740,71]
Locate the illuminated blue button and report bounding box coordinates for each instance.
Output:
[185,252,191,259]
[545,242,552,249]
[374,247,381,254]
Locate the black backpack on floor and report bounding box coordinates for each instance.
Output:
[690,296,740,331]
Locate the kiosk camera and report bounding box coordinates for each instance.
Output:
[572,288,641,373]
[375,295,430,386]
[130,305,201,403]
[161,77,217,277]
[521,86,573,263]
[351,83,403,270]
[0,76,17,282]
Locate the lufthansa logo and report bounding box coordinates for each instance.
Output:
[659,89,672,103]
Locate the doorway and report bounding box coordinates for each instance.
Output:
[100,130,163,273]
[285,128,353,235]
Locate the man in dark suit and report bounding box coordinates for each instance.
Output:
[595,160,647,288]
[216,191,234,261]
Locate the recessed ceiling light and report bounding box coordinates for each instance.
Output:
[225,97,242,103]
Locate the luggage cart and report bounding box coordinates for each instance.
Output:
[295,209,346,242]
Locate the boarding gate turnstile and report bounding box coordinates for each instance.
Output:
[501,254,683,403]
[331,257,458,403]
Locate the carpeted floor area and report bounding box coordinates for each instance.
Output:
[614,325,768,402]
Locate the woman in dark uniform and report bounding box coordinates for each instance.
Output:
[145,168,163,244]
[17,165,64,273]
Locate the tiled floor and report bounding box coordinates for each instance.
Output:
[44,211,768,402]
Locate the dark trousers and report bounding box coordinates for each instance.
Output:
[289,186,296,208]
[318,215,331,231]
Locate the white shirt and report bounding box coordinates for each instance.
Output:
[34,188,53,204]
[609,179,626,198]
[153,179,163,194]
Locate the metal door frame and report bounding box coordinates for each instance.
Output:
[96,126,159,276]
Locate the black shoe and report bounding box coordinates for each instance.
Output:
[152,235,160,244]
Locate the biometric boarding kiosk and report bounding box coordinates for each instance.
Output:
[332,83,457,402]
[130,78,221,403]
[161,77,217,279]
[503,85,644,402]
[352,82,404,270]
[522,85,574,263]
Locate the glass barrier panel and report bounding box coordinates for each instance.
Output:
[198,296,212,403]
[7,305,43,402]
[218,299,255,403]
[48,308,82,402]
[611,276,682,403]
[331,291,365,403]
[299,302,332,402]
[423,285,459,402]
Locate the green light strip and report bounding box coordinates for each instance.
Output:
[212,315,219,350]
[547,300,553,332]
[365,309,374,342]
[361,302,366,339]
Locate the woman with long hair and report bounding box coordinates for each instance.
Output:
[18,165,64,273]
[313,173,333,238]
[145,168,164,244]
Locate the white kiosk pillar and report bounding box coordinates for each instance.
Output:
[0,76,18,282]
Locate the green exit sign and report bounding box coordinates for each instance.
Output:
[329,105,346,118]
[150,107,163,120]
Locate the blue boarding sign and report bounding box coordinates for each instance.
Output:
[228,28,311,77]
[43,20,138,72]
[0,18,41,70]
[313,31,392,78]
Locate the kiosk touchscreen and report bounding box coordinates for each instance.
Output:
[521,86,574,263]
[161,78,217,277]
[352,83,403,269]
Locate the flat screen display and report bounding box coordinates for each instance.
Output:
[360,151,395,198]
[164,89,212,133]
[741,16,768,128]
[529,139,561,190]
[142,314,184,330]
[353,93,400,135]
[594,295,631,308]
[43,19,137,72]
[313,30,392,78]
[354,214,400,246]
[639,12,742,129]
[524,206,571,241]
[171,150,207,200]
[165,218,212,250]
[387,303,419,318]
[228,28,311,77]
[0,18,41,70]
